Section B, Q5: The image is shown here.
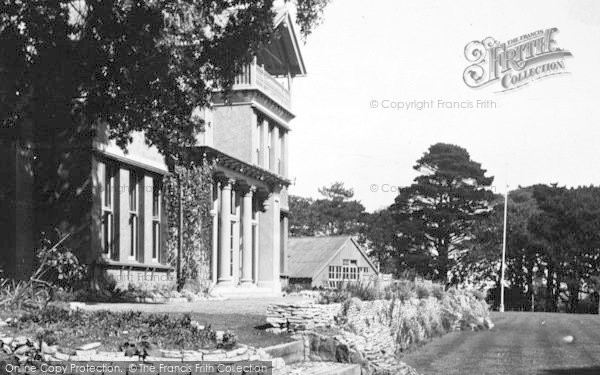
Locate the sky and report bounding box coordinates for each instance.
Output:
[287,0,600,212]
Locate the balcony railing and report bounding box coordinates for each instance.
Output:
[232,63,291,110]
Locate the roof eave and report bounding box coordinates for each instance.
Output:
[273,11,307,76]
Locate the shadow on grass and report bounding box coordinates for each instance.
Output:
[541,367,600,375]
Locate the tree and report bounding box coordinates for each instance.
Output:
[465,187,542,310]
[288,195,318,237]
[390,143,495,285]
[313,182,365,235]
[529,185,600,312]
[357,208,396,274]
[0,0,330,157]
[288,182,366,237]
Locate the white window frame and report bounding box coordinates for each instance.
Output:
[129,170,140,261]
[101,162,115,258]
[151,177,161,262]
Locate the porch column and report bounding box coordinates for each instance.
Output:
[241,186,255,285]
[211,181,219,284]
[218,178,234,285]
[281,214,289,276]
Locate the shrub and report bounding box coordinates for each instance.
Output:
[470,289,487,301]
[415,284,430,299]
[384,280,417,302]
[317,280,383,304]
[430,284,446,300]
[36,232,86,289]
[317,289,349,304]
[344,281,381,301]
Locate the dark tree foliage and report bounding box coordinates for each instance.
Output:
[288,195,319,237]
[0,0,330,157]
[529,185,600,313]
[467,185,600,313]
[357,208,396,274]
[289,182,366,237]
[465,187,542,310]
[389,143,495,285]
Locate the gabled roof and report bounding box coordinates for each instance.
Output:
[256,9,306,76]
[288,236,378,279]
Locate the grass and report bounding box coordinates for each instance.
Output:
[402,312,600,375]
[187,313,295,348]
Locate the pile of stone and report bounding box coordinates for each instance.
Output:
[0,336,58,363]
[266,302,342,333]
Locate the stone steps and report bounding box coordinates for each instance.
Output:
[263,341,305,365]
[262,339,362,375]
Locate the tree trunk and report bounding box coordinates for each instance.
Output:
[546,264,557,312]
[567,282,579,313]
[437,244,449,287]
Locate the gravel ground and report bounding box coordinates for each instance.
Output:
[402,311,600,375]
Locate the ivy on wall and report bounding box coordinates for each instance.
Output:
[164,158,214,289]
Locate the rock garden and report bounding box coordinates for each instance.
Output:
[266,280,494,374]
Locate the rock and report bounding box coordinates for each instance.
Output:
[203,353,226,361]
[13,346,31,355]
[76,349,97,358]
[0,337,13,346]
[160,350,183,358]
[13,337,28,347]
[78,342,101,351]
[41,342,58,354]
[271,358,285,370]
[57,347,77,356]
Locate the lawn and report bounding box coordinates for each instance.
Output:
[187,312,294,348]
[401,311,600,375]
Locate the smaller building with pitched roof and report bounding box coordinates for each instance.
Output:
[288,236,379,288]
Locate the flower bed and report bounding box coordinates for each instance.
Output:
[0,305,288,371]
[1,305,232,352]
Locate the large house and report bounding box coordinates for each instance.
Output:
[288,236,379,288]
[0,9,305,297]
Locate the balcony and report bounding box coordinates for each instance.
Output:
[232,62,291,111]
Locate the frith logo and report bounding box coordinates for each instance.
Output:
[463,28,572,92]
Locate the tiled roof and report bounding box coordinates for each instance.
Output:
[288,236,351,278]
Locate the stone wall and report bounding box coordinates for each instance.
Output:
[266,302,342,331]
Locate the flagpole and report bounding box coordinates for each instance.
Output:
[500,185,508,312]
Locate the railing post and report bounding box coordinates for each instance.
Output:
[250,57,257,86]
